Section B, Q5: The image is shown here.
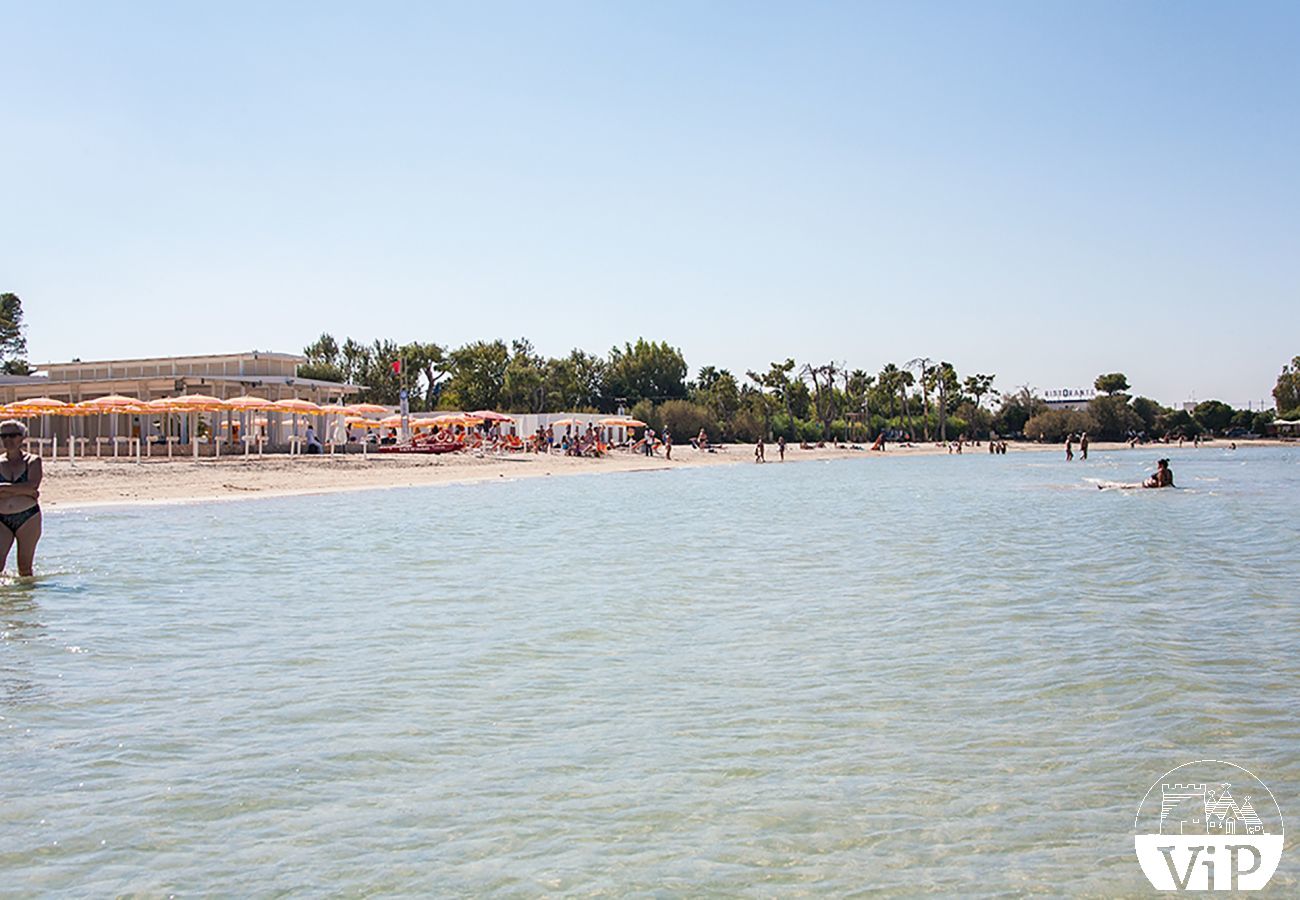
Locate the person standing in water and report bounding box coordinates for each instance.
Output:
[1080,432,1089,460]
[1144,458,1174,488]
[0,420,42,577]
[1065,434,1074,461]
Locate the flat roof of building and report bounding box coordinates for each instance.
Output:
[40,350,306,370]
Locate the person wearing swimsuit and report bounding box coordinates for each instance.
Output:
[0,419,42,576]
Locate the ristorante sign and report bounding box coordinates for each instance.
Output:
[1044,388,1097,402]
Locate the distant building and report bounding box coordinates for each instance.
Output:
[3,351,359,406]
[1,351,361,445]
[1042,388,1096,411]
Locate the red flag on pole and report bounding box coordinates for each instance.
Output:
[391,359,402,375]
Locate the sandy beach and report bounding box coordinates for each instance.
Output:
[34,439,1282,509]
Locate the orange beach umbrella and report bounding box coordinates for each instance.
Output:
[9,397,70,413]
[77,394,141,410]
[271,398,322,414]
[224,395,275,410]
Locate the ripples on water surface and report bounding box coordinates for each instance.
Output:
[3,447,1298,894]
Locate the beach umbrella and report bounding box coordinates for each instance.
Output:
[224,395,275,410]
[9,397,69,411]
[551,418,588,427]
[77,396,143,458]
[161,395,228,459]
[346,403,390,416]
[271,399,323,452]
[378,414,404,428]
[271,398,321,414]
[223,396,275,453]
[77,394,141,409]
[472,410,514,422]
[8,398,71,457]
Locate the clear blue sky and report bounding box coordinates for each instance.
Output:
[4,1,1297,407]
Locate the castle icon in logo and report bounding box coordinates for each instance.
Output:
[1160,783,1268,836]
[1135,761,1284,891]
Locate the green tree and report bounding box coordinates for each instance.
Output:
[543,349,605,411]
[1095,372,1130,396]
[447,340,510,411]
[1156,408,1200,438]
[1130,396,1166,433]
[802,362,843,438]
[340,338,371,384]
[357,339,403,405]
[501,339,546,413]
[1087,395,1144,441]
[962,373,997,438]
[402,341,451,410]
[994,385,1047,437]
[690,367,740,424]
[927,361,961,440]
[1273,356,1300,417]
[1192,400,1235,435]
[0,293,29,375]
[603,339,688,410]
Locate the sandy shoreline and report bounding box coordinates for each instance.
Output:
[36,440,1286,510]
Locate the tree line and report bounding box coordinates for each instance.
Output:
[2,290,1293,443]
[299,331,1297,443]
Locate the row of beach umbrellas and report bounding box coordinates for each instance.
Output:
[0,397,648,448]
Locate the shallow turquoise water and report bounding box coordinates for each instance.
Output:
[3,446,1299,895]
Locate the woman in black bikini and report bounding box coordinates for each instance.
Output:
[0,420,42,576]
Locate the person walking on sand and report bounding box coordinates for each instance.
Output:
[663,428,672,460]
[755,437,765,463]
[0,420,42,577]
[1080,432,1089,460]
[777,435,786,461]
[1065,434,1074,461]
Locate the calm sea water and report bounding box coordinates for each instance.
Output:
[3,446,1298,895]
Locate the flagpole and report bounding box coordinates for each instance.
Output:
[398,355,410,442]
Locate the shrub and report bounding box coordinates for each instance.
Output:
[656,400,717,442]
[1023,409,1100,442]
